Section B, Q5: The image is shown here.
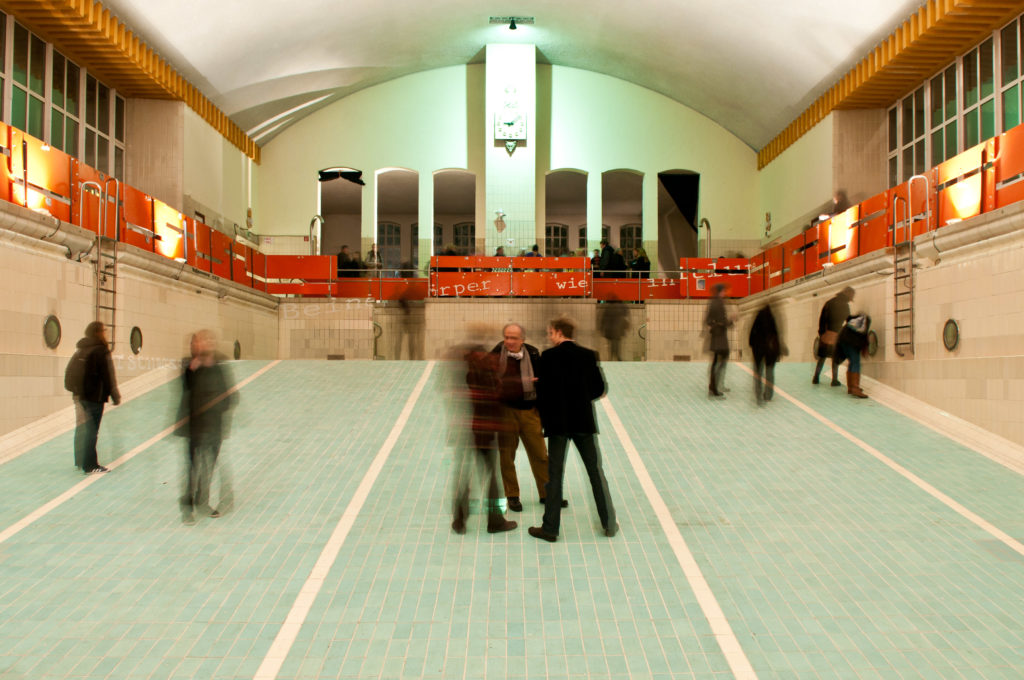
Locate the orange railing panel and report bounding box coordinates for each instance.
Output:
[378,278,428,301]
[252,251,267,292]
[152,199,185,261]
[592,279,640,301]
[190,219,211,271]
[7,130,73,221]
[826,205,860,265]
[71,160,115,238]
[431,271,511,297]
[120,184,154,253]
[763,246,783,290]
[782,233,806,283]
[748,252,765,295]
[210,230,233,280]
[232,242,251,286]
[934,142,987,228]
[265,254,335,280]
[855,190,891,255]
[0,123,11,204]
[890,179,930,240]
[995,123,1024,209]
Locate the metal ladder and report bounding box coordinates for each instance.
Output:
[891,174,928,357]
[81,178,120,349]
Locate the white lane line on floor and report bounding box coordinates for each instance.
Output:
[602,397,758,680]
[0,364,182,466]
[253,361,435,680]
[0,360,280,547]
[737,363,1024,558]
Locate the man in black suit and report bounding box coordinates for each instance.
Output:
[529,316,617,542]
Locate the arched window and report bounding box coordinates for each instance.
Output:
[620,224,642,252]
[377,221,401,274]
[545,223,569,256]
[453,222,475,255]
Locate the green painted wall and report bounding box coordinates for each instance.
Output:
[254,62,785,266]
[758,114,834,243]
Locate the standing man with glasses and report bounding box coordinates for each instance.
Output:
[491,323,567,513]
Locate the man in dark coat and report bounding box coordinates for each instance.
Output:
[529,316,617,542]
[68,321,120,474]
[748,303,782,404]
[704,283,733,397]
[597,239,615,278]
[178,330,236,524]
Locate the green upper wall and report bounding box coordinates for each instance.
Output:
[253,62,784,243]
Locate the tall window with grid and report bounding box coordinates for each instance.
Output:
[545,223,568,256]
[1001,18,1022,133]
[888,11,1024,186]
[3,18,126,179]
[49,51,80,157]
[963,38,996,148]
[929,65,957,167]
[453,222,474,255]
[620,224,642,253]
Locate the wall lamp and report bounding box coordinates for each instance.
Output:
[489,16,535,30]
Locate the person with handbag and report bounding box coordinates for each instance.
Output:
[812,286,854,385]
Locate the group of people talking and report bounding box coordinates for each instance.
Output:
[449,318,618,541]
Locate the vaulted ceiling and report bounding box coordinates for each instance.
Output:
[3,0,1022,167]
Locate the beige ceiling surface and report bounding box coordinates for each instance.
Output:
[93,0,928,150]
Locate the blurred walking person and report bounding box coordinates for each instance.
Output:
[178,330,236,524]
[448,324,517,535]
[65,321,120,474]
[749,303,782,404]
[599,296,630,361]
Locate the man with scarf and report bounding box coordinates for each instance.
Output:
[491,323,567,513]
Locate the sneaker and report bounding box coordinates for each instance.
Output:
[507,497,523,512]
[182,513,196,526]
[95,466,110,473]
[209,509,221,518]
[604,523,619,538]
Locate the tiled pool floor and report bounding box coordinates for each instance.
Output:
[0,360,1021,680]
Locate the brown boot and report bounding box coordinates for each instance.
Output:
[848,372,868,399]
[487,514,517,533]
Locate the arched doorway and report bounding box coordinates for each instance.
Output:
[377,169,418,276]
[545,170,587,257]
[433,169,476,255]
[658,169,700,273]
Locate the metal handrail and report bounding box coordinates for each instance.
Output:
[78,181,103,234]
[698,218,711,258]
[309,215,324,255]
[102,176,120,241]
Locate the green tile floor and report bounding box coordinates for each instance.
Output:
[0,360,1021,679]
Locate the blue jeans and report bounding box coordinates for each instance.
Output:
[74,399,105,471]
[542,433,615,536]
[836,341,861,373]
